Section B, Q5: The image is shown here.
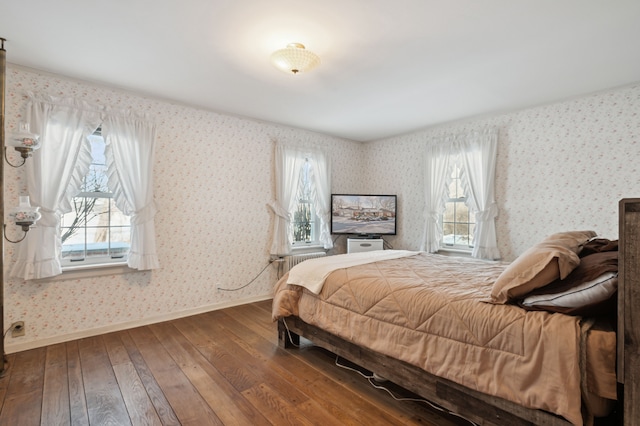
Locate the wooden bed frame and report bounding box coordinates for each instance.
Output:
[277,198,640,426]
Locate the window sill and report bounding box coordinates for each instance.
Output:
[38,261,136,282]
[291,244,325,252]
[437,247,472,257]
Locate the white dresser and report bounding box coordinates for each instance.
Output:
[347,238,384,254]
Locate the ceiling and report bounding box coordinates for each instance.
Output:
[2,1,640,142]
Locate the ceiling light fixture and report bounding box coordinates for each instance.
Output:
[270,43,320,75]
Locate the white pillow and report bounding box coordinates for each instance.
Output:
[520,272,617,309]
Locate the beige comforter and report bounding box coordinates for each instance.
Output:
[273,252,616,425]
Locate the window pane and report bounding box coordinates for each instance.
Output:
[110,226,131,246]
[454,223,469,244]
[441,164,475,249]
[109,199,131,227]
[85,226,109,252]
[292,160,316,243]
[454,201,469,222]
[61,209,80,228]
[61,132,131,265]
[293,202,312,242]
[86,197,110,227]
[61,205,85,245]
[443,202,455,222]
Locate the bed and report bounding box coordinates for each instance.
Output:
[272,199,640,426]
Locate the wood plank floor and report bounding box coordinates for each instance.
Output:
[0,300,471,426]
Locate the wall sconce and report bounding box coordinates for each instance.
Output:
[4,196,41,243]
[4,123,40,167]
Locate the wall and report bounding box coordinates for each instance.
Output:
[3,65,366,352]
[365,83,640,261]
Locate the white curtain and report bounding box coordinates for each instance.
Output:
[420,140,454,252]
[420,129,500,260]
[458,129,500,260]
[11,94,102,280]
[268,143,332,256]
[268,144,306,256]
[102,113,160,270]
[308,149,333,249]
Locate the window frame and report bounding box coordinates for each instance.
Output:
[440,162,475,252]
[60,130,132,271]
[290,158,322,249]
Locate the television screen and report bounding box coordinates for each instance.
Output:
[331,194,397,236]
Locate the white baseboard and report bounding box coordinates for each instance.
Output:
[5,293,273,354]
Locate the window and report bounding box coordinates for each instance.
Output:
[442,163,475,250]
[291,159,320,247]
[270,144,331,256]
[60,130,131,267]
[422,130,499,259]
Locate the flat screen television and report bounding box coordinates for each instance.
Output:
[330,194,397,236]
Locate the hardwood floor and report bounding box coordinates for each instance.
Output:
[0,300,469,425]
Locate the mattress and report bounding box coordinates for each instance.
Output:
[272,252,617,425]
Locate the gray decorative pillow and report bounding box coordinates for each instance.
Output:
[519,250,618,316]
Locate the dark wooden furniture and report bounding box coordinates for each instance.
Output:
[618,198,640,425]
[279,198,640,425]
[0,37,7,378]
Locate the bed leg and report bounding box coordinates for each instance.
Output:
[278,318,300,349]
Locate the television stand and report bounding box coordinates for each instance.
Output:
[347,238,384,253]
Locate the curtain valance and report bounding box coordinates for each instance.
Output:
[24,91,154,123]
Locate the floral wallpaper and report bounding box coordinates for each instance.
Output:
[365,83,640,261]
[3,64,639,352]
[3,65,366,351]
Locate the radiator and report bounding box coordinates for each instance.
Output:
[285,251,326,271]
